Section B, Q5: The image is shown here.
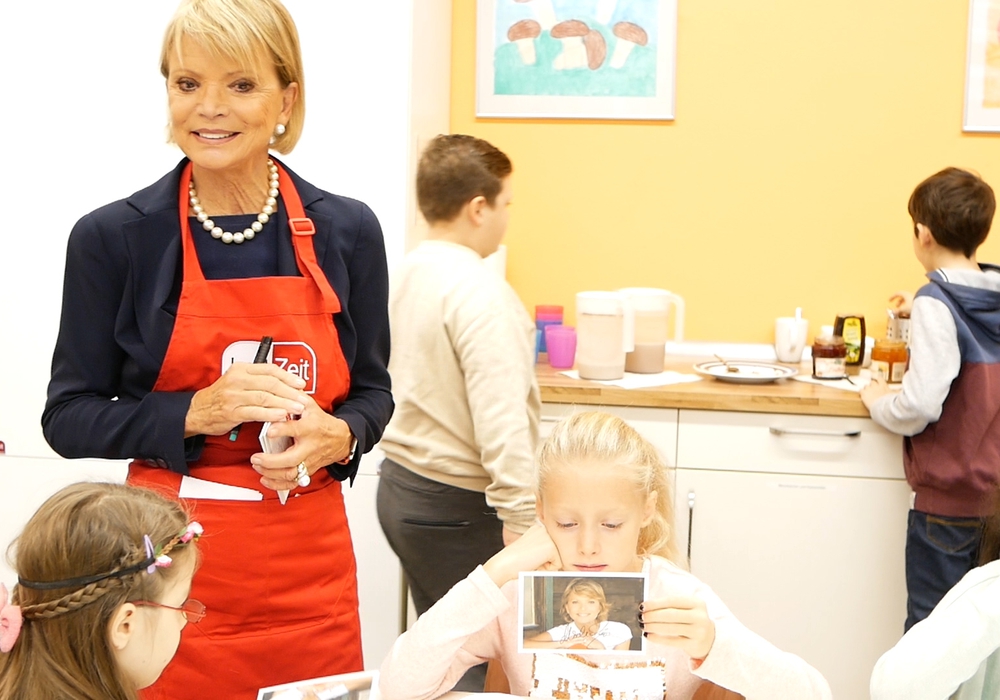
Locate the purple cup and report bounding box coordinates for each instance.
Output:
[545,325,577,369]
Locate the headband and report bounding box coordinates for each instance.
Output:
[16,522,203,591]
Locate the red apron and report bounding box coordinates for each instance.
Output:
[132,162,363,699]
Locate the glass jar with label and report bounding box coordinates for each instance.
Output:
[870,339,908,383]
[812,336,847,379]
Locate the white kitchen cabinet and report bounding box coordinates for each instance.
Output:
[343,448,403,670]
[674,409,910,700]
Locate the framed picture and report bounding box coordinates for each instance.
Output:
[517,571,648,654]
[476,0,677,120]
[964,0,1000,132]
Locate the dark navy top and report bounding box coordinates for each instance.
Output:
[42,158,393,481]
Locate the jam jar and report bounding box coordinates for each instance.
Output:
[812,336,847,379]
[870,339,908,383]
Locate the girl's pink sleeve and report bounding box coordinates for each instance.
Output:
[378,566,511,700]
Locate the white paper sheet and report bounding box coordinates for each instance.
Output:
[178,475,263,501]
[558,370,702,389]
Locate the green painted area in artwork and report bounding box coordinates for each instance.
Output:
[495,25,656,97]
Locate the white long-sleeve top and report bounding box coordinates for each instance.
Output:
[871,560,1000,700]
[378,557,832,700]
[379,240,539,532]
[869,267,1000,436]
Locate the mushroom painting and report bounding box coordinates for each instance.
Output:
[610,21,648,69]
[481,0,675,120]
[508,19,542,65]
[551,19,606,71]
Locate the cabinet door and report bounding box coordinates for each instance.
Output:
[674,468,910,700]
[344,449,403,669]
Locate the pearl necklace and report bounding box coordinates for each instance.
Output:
[188,160,280,244]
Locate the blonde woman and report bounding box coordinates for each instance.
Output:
[41,0,392,694]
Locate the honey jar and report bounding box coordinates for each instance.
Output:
[812,336,847,379]
[870,339,908,383]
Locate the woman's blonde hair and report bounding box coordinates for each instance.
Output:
[0,483,197,700]
[559,578,610,624]
[159,0,305,153]
[537,411,680,564]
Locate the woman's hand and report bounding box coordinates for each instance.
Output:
[483,522,562,588]
[249,393,355,491]
[639,595,716,660]
[185,363,309,437]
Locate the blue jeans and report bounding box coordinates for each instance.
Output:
[905,509,984,631]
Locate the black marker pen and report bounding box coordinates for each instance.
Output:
[229,335,273,441]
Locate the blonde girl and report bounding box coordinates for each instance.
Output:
[525,578,633,651]
[0,482,203,700]
[379,411,832,700]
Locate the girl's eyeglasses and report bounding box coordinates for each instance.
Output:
[134,598,207,624]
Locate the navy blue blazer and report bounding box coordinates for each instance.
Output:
[42,158,393,481]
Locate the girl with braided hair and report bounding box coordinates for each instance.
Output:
[0,482,203,699]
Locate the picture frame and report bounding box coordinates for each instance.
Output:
[964,0,1000,132]
[517,571,648,655]
[476,0,677,120]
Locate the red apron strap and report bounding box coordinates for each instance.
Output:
[177,163,206,283]
[276,163,341,314]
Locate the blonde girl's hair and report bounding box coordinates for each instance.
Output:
[537,411,680,564]
[560,578,610,624]
[0,482,197,700]
[159,0,305,153]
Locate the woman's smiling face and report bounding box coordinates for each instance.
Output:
[565,593,601,627]
[166,36,297,177]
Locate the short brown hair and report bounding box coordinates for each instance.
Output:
[160,0,305,153]
[559,579,611,624]
[0,483,196,700]
[908,167,996,257]
[416,134,513,225]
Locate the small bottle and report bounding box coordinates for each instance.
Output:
[812,336,847,379]
[870,340,908,383]
[833,314,866,366]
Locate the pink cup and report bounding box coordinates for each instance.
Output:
[545,325,577,369]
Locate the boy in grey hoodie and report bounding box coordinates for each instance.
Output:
[862,167,1000,631]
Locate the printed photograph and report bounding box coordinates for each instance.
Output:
[518,571,648,654]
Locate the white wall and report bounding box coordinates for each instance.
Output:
[0,0,421,458]
[0,0,451,671]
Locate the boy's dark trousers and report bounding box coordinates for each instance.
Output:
[904,509,984,631]
[376,457,506,692]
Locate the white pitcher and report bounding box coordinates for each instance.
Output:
[618,288,685,374]
[575,292,635,381]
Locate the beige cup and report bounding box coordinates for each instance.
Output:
[774,317,809,363]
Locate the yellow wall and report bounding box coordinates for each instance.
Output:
[450,2,1000,343]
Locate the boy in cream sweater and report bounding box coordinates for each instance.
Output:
[376,135,539,691]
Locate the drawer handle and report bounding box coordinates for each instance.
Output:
[686,490,695,565]
[540,416,562,423]
[769,427,861,438]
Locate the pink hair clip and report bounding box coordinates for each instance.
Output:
[0,583,23,653]
[179,521,204,544]
[143,535,172,574]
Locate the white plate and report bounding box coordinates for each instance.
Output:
[693,360,798,384]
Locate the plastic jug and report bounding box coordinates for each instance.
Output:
[618,288,685,374]
[575,291,635,380]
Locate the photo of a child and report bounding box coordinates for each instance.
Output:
[519,572,646,653]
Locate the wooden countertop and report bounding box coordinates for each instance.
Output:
[537,357,871,418]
